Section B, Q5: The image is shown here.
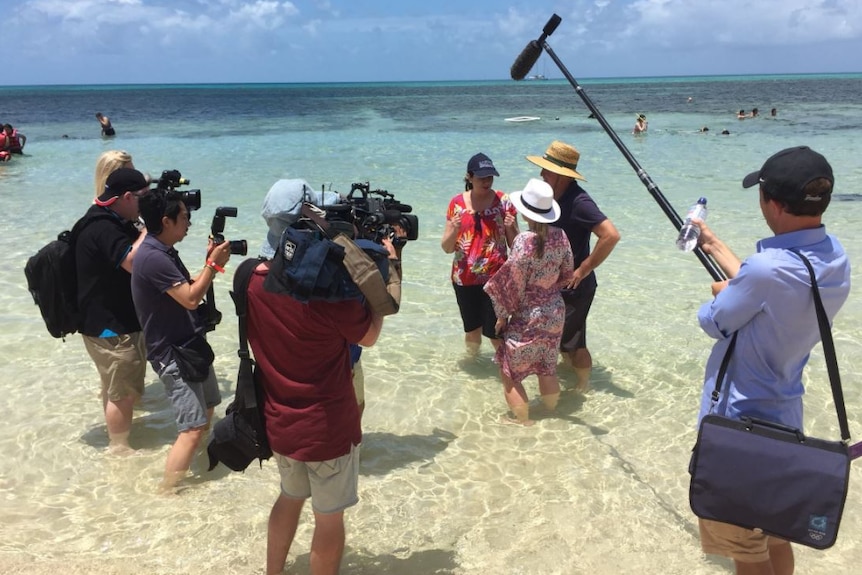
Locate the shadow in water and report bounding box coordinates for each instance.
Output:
[360,428,457,476]
[530,390,609,436]
[559,363,635,399]
[455,354,499,379]
[290,548,459,575]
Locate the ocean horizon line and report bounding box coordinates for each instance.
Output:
[2,71,861,90]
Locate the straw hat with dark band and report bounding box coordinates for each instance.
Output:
[526,140,586,181]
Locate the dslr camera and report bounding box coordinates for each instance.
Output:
[150,169,201,211]
[321,182,419,246]
[211,207,248,256]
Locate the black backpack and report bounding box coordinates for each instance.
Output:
[207,257,273,472]
[24,214,110,340]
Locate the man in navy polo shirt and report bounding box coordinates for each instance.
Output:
[526,140,620,392]
[132,187,231,491]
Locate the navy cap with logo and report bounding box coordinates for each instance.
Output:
[97,168,149,206]
[467,152,500,178]
[742,146,834,203]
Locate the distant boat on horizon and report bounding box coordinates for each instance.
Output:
[524,54,550,80]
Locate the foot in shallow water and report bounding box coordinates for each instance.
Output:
[499,414,535,427]
[465,341,481,357]
[573,380,590,394]
[106,443,139,457]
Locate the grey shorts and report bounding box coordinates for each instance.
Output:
[276,443,360,514]
[159,362,221,432]
[82,332,146,401]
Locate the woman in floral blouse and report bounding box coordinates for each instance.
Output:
[441,152,518,355]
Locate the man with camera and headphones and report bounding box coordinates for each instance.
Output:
[245,181,402,575]
[131,184,232,492]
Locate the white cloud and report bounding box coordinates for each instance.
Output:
[228,1,299,31]
[622,0,862,47]
[3,1,862,84]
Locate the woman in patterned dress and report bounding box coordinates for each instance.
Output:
[441,153,518,355]
[484,179,574,425]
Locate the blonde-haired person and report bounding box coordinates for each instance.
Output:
[484,179,574,425]
[94,150,134,199]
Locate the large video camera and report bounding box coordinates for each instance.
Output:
[150,169,201,211]
[321,182,419,246]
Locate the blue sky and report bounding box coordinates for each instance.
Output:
[4,0,862,85]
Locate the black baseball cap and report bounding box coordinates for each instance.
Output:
[97,168,149,205]
[742,146,833,202]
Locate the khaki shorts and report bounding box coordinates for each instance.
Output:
[699,518,788,563]
[276,443,360,514]
[352,359,365,405]
[82,332,146,402]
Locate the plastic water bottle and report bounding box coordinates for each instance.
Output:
[676,197,708,252]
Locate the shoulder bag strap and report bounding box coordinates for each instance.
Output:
[709,251,850,442]
[709,332,738,405]
[230,257,264,409]
[790,249,851,442]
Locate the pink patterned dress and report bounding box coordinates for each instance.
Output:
[484,227,574,384]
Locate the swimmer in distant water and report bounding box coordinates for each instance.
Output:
[96,112,116,137]
[633,113,648,135]
[749,108,760,118]
[721,129,731,135]
[2,124,26,154]
[771,107,778,117]
[737,110,746,120]
[699,126,710,133]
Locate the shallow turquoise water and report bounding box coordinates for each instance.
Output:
[2,75,862,574]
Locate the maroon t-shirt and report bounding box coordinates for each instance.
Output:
[246,266,370,461]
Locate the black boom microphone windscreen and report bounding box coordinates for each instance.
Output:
[510,14,561,80]
[510,40,542,80]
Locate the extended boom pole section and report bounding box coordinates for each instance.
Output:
[512,14,726,282]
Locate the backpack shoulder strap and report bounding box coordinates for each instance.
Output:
[69,209,116,240]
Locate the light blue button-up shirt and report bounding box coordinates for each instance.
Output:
[697,225,850,428]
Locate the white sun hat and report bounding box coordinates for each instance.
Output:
[509,178,561,224]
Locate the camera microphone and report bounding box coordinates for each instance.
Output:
[510,14,562,81]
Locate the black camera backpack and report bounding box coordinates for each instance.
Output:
[24,213,111,340]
